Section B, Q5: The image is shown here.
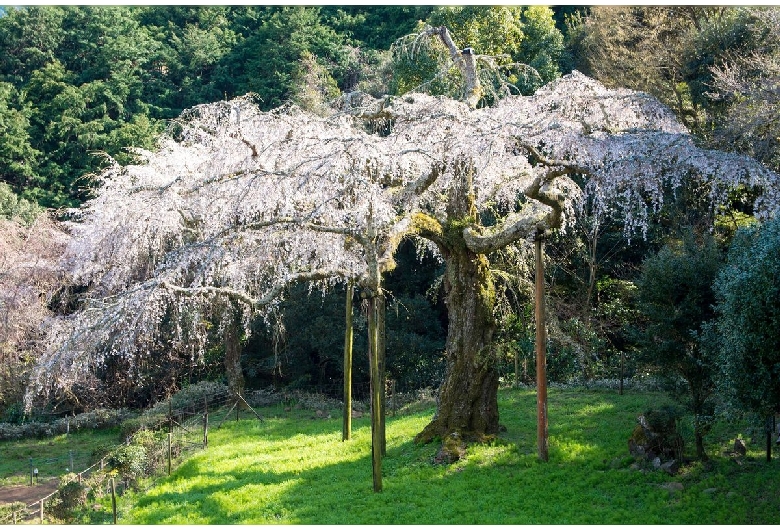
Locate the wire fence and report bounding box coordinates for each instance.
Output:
[0,387,265,525]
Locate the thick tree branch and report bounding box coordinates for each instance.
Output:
[463,203,549,254]
[421,25,482,109]
[160,268,354,309]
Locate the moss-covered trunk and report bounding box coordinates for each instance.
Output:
[416,243,499,443]
[225,322,244,397]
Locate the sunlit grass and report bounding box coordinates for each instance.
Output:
[0,428,119,485]
[120,387,779,524]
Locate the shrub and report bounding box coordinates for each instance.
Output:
[0,502,26,524]
[49,473,88,522]
[107,444,148,484]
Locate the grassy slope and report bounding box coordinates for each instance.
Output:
[0,428,119,486]
[121,387,779,524]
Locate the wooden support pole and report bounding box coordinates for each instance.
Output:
[368,296,383,492]
[535,237,549,462]
[204,398,209,449]
[343,281,354,442]
[377,291,387,457]
[167,433,172,475]
[39,499,44,524]
[110,477,117,524]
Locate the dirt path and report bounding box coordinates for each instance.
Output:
[0,480,59,506]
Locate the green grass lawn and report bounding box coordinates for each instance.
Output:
[0,428,119,486]
[119,387,779,524]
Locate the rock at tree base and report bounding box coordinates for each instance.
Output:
[628,409,684,474]
[433,433,467,464]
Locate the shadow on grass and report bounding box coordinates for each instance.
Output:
[125,387,778,525]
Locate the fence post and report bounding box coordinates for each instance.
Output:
[167,433,172,475]
[29,457,33,486]
[69,450,74,472]
[391,380,397,417]
[100,458,105,471]
[39,499,44,524]
[169,398,173,434]
[110,477,117,524]
[203,399,209,449]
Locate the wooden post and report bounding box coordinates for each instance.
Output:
[29,457,33,486]
[535,236,549,462]
[377,291,387,457]
[203,398,209,449]
[236,394,240,422]
[391,380,397,417]
[69,450,74,472]
[368,296,383,492]
[39,499,44,524]
[619,351,625,396]
[767,414,774,462]
[514,348,520,388]
[167,433,172,475]
[343,281,354,442]
[110,477,117,524]
[169,398,173,434]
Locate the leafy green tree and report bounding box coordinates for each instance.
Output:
[0,182,40,224]
[389,6,564,103]
[713,217,780,455]
[218,7,350,111]
[0,6,66,83]
[0,82,40,193]
[636,230,722,460]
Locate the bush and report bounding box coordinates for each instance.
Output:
[0,408,134,441]
[107,444,147,484]
[119,381,228,439]
[0,502,26,524]
[49,473,88,522]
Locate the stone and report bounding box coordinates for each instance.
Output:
[703,488,717,494]
[652,456,661,469]
[433,433,467,465]
[660,459,679,475]
[661,482,684,492]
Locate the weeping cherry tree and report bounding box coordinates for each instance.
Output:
[26,72,779,474]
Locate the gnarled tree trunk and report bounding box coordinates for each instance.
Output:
[415,162,500,444]
[416,243,499,443]
[225,321,244,397]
